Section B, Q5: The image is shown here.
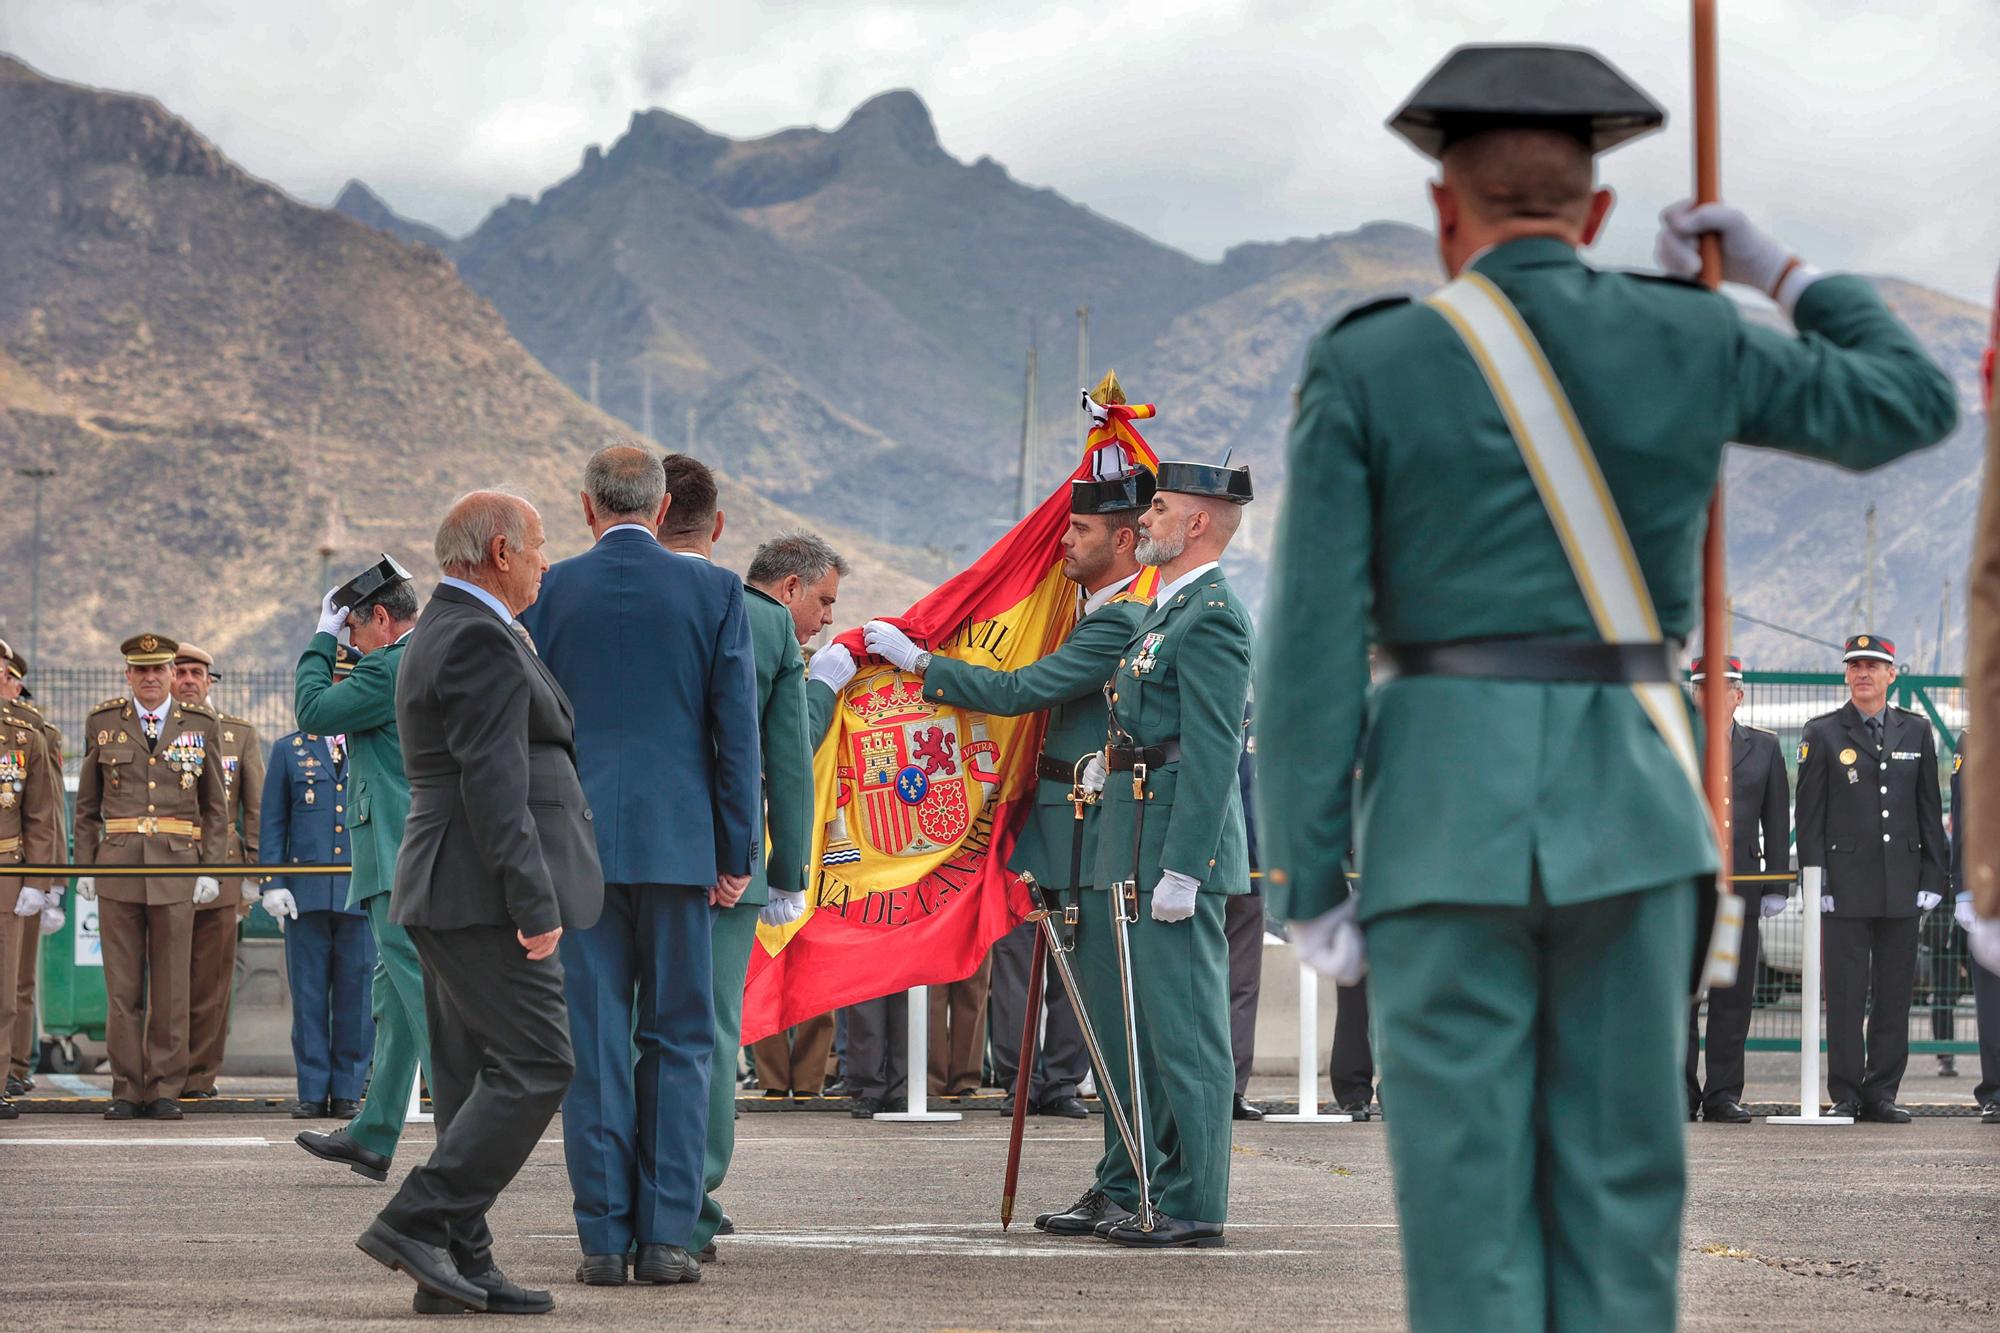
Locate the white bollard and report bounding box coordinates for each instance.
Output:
[1768,866,1852,1126]
[872,986,961,1122]
[1264,962,1354,1123]
[406,1076,433,1125]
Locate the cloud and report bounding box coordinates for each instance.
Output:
[1,0,1992,298]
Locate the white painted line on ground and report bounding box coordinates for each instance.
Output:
[523,1231,1314,1257]
[0,1136,274,1147]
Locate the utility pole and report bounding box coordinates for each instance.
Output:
[588,358,600,408]
[1075,305,1091,448]
[641,365,654,440]
[1937,577,1952,673]
[1015,343,1039,516]
[684,406,696,455]
[17,465,55,667]
[1863,503,1877,627]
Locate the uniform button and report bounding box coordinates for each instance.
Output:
[1723,796,1730,806]
[336,784,344,792]
[148,757,157,765]
[1110,692,1119,702]
[148,781,157,789]
[336,805,344,813]
[1882,810,1891,819]
[147,804,156,813]
[1723,820,1732,829]
[1119,658,1127,667]
[334,825,343,833]
[1880,786,1888,794]
[333,847,343,854]
[1883,834,1891,842]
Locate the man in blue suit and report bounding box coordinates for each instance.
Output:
[519,445,761,1287]
[258,701,375,1120]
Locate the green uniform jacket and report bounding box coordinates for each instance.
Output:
[295,630,411,910]
[746,588,811,906]
[808,680,838,749]
[921,590,1145,891]
[1260,238,1959,924]
[1092,569,1254,896]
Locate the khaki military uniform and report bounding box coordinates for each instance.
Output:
[75,696,230,1103]
[185,713,262,1095]
[0,703,61,1094]
[9,709,63,1085]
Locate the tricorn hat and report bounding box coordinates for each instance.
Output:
[332,553,414,612]
[1071,470,1156,515]
[1388,44,1665,161]
[1155,461,1253,504]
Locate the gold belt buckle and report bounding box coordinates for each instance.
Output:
[137,816,159,835]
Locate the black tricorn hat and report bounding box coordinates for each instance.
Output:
[1071,471,1156,515]
[332,554,413,611]
[1155,462,1252,504]
[1388,44,1665,161]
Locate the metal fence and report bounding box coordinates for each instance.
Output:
[33,667,305,778]
[1732,671,1973,1058]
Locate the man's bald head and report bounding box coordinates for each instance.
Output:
[1429,128,1615,277]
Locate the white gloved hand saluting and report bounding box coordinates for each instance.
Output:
[74,876,96,902]
[193,876,221,906]
[317,586,352,639]
[1916,891,1942,912]
[1291,897,1367,986]
[863,620,924,673]
[760,889,806,928]
[39,904,63,936]
[1150,870,1199,923]
[260,888,299,923]
[1080,752,1107,795]
[807,643,856,691]
[12,887,44,917]
[1759,893,1788,919]
[1655,201,1822,316]
[1968,914,2000,974]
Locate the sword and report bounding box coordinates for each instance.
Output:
[999,925,1046,1229]
[1109,759,1156,1232]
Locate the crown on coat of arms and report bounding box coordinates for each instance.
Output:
[846,678,933,726]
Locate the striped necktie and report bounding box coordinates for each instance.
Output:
[510,621,538,656]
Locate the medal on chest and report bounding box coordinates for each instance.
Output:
[1131,631,1166,676]
[166,731,206,787]
[0,752,19,810]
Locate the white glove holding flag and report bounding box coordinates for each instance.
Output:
[74,876,96,902]
[1917,891,1942,912]
[1150,870,1199,923]
[193,876,221,906]
[1080,752,1107,796]
[1968,914,2000,974]
[12,887,44,917]
[317,586,352,639]
[1291,898,1367,985]
[1759,894,1788,919]
[760,890,807,928]
[1654,201,1822,314]
[1956,897,1977,933]
[807,643,856,691]
[863,621,924,673]
[39,905,63,936]
[260,888,299,923]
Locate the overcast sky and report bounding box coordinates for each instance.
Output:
[3,0,1993,302]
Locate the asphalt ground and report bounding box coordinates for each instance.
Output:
[3,1099,1996,1330]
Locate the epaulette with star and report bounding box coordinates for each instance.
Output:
[90,697,127,715]
[177,701,217,719]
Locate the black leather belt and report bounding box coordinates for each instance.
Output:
[1036,754,1088,784]
[1105,742,1180,771]
[1383,639,1678,685]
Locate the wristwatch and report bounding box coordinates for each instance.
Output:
[913,651,933,676]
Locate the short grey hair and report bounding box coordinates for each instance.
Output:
[584,445,666,519]
[435,491,535,577]
[748,530,849,589]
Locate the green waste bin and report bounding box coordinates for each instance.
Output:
[37,889,108,1057]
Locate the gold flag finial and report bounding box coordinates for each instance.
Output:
[1089,371,1126,406]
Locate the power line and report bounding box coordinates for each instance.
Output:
[1729,607,1844,652]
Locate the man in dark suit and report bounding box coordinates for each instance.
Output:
[1795,634,1948,1123]
[1684,657,1791,1123]
[356,492,604,1317]
[519,448,760,1287]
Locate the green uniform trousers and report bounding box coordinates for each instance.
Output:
[346,893,431,1160]
[1367,880,1693,1333]
[694,899,761,1251]
[1076,887,1234,1224]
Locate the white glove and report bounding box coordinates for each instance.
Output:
[74,876,96,902]
[1655,200,1820,314]
[317,586,352,639]
[760,889,806,928]
[1917,891,1942,912]
[1759,893,1788,919]
[39,905,63,936]
[1820,896,1835,914]
[1291,898,1367,986]
[241,877,260,902]
[1957,897,1978,933]
[807,643,856,691]
[13,887,44,917]
[1149,869,1199,923]
[193,876,221,906]
[863,620,924,673]
[1080,752,1106,795]
[260,887,299,922]
[1969,915,2000,974]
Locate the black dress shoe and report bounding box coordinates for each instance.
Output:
[695,1242,717,1262]
[762,1087,789,1099]
[1232,1094,1264,1121]
[1703,1100,1754,1124]
[1035,1187,1134,1236]
[5,1074,31,1097]
[1936,1054,1959,1077]
[574,1253,627,1286]
[0,1099,16,1120]
[186,1087,219,1099]
[1042,1094,1090,1119]
[412,1291,470,1315]
[1861,1100,1911,1124]
[1105,1213,1225,1249]
[104,1098,140,1121]
[330,1098,361,1119]
[823,1077,851,1096]
[459,1266,554,1314]
[849,1096,884,1118]
[1338,1103,1373,1123]
[297,1128,391,1181]
[717,1214,734,1236]
[356,1219,487,1312]
[144,1098,183,1120]
[1981,1102,2000,1125]
[1827,1100,1861,1119]
[634,1244,701,1284]
[290,1099,329,1119]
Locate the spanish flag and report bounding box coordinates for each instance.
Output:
[739,381,1161,1041]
